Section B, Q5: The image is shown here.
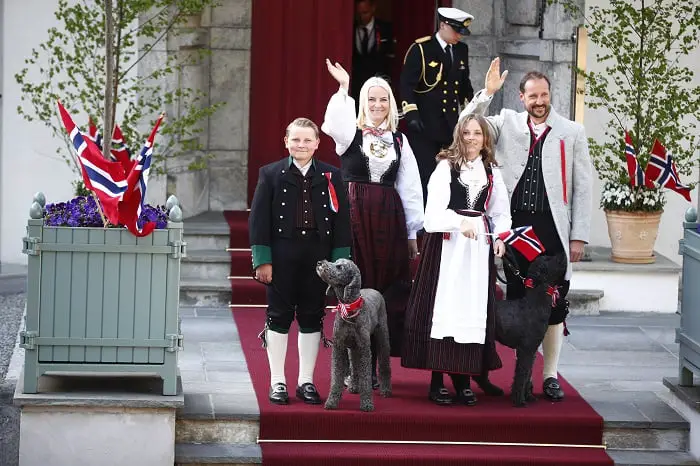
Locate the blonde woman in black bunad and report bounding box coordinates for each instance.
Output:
[321,59,424,387]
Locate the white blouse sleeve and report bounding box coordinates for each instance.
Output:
[320,87,357,156]
[424,160,470,233]
[486,167,512,234]
[395,134,424,239]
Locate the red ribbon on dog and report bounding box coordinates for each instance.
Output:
[546,285,560,307]
[334,296,364,319]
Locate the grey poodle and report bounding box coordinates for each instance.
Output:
[495,252,568,407]
[316,258,392,412]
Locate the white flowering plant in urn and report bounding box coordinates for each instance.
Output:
[549,0,700,262]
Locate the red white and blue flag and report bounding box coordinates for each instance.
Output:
[323,172,339,213]
[624,132,645,188]
[119,114,164,237]
[110,124,134,173]
[644,139,692,202]
[497,226,546,261]
[58,101,128,225]
[86,116,103,150]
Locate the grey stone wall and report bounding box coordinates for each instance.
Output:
[147,0,251,218]
[454,0,581,118]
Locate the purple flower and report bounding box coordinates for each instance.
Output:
[44,196,169,230]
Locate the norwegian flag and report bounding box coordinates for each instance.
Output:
[119,114,164,237]
[624,132,646,188]
[644,139,692,202]
[86,116,103,149]
[110,124,135,173]
[497,226,546,262]
[58,101,128,225]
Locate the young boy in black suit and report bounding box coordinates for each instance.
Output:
[249,117,352,405]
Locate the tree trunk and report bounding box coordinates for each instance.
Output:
[103,0,114,159]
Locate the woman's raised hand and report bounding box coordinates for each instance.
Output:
[326,59,350,91]
[485,57,508,96]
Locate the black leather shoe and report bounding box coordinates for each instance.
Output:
[543,377,565,402]
[269,383,289,405]
[454,387,477,406]
[473,375,505,396]
[429,387,454,405]
[296,383,322,404]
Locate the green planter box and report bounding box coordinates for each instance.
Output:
[678,222,700,386]
[20,195,186,395]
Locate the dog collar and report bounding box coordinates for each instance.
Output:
[335,296,364,320]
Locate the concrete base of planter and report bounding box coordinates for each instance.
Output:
[13,372,184,466]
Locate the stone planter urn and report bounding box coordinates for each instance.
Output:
[605,209,663,264]
[20,193,186,395]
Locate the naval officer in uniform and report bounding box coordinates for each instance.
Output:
[400,7,475,205]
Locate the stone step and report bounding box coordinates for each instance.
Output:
[180,278,231,307]
[175,443,261,465]
[184,232,230,251]
[609,449,699,465]
[182,249,232,280]
[568,289,604,316]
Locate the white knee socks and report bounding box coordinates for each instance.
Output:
[542,323,564,380]
[298,332,321,386]
[266,330,288,386]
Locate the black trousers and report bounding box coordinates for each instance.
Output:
[266,230,330,333]
[504,210,570,325]
[405,130,449,207]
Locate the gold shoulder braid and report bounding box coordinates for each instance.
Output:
[415,42,442,94]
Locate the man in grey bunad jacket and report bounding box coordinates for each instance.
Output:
[460,58,592,401]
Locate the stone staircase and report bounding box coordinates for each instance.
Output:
[173,210,697,465]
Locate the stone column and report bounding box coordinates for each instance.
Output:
[453,0,581,117]
[206,0,251,211]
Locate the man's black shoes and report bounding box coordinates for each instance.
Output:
[296,383,322,404]
[543,377,565,401]
[269,383,289,405]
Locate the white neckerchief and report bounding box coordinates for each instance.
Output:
[292,158,312,177]
[530,121,548,138]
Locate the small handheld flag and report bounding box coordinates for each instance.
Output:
[497,226,546,262]
[324,172,339,213]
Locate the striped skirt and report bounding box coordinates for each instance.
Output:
[348,181,412,357]
[401,228,502,374]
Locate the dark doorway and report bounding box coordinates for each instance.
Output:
[350,0,452,101]
[247,0,451,204]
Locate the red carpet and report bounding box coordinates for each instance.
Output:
[233,308,612,466]
[225,210,611,464]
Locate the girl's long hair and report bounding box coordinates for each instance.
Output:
[436,114,497,170]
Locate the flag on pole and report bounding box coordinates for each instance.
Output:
[497,226,546,261]
[644,139,692,202]
[624,132,645,188]
[119,113,164,237]
[58,101,127,225]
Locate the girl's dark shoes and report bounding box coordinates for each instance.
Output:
[428,386,454,405]
[269,383,289,405]
[454,387,478,406]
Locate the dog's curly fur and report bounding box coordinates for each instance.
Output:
[316,259,392,412]
[495,252,568,407]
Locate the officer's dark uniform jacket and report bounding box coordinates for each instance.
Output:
[400,36,474,145]
[249,156,352,269]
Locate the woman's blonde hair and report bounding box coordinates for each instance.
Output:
[356,77,399,132]
[437,114,496,170]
